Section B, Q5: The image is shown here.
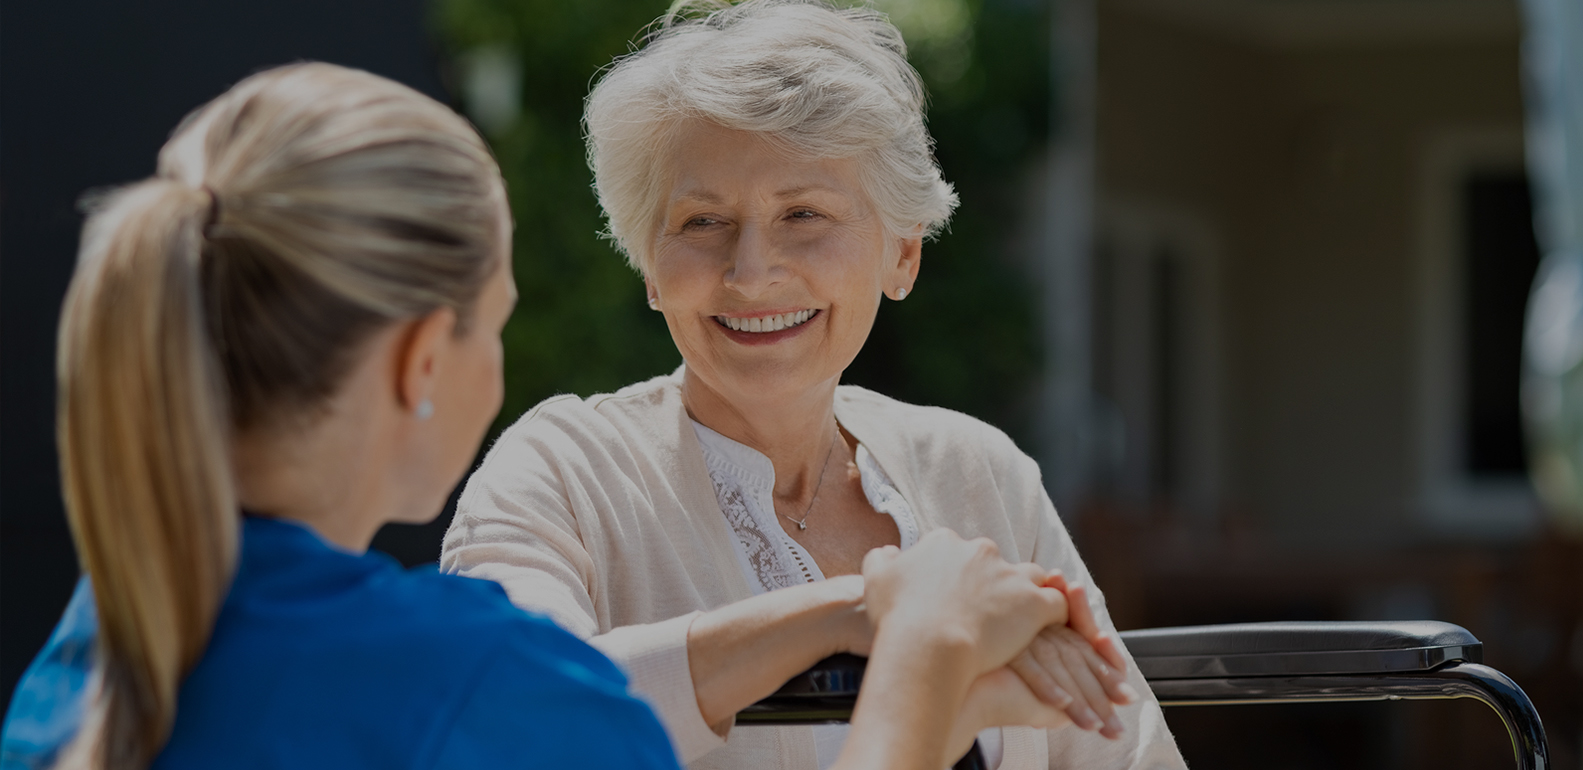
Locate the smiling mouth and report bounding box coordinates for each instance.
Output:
[715,309,818,333]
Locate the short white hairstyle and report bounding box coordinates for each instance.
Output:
[584,0,960,270]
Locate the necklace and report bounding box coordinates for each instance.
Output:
[779,428,839,532]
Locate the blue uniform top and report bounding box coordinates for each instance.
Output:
[1,516,681,770]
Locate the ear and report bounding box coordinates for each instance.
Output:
[395,306,459,415]
[884,229,923,300]
[644,275,661,311]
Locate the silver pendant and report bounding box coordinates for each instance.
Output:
[797,521,807,530]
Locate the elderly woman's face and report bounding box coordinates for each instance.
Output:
[647,122,920,408]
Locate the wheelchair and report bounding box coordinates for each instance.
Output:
[738,621,1548,769]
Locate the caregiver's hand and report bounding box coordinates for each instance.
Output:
[834,530,1069,770]
[860,530,1068,676]
[1006,579,1138,739]
[945,668,1073,761]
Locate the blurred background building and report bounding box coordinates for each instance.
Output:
[2,0,1578,767]
[1071,1,1581,767]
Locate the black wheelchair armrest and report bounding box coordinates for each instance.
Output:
[1118,620,1483,679]
[737,653,867,724]
[1121,621,1545,770]
[737,654,993,770]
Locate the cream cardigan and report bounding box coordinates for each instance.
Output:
[441,371,1185,770]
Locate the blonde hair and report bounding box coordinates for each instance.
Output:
[584,0,958,269]
[55,62,505,768]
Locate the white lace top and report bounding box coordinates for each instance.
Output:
[690,420,1003,770]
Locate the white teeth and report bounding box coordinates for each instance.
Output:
[720,310,816,333]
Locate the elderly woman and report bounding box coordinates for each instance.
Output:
[441,2,1186,769]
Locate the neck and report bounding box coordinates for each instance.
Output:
[682,368,842,500]
[231,382,397,553]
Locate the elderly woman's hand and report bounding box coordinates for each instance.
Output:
[860,529,1068,676]
[1007,580,1138,739]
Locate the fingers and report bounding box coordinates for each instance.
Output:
[1063,584,1129,672]
[861,544,902,576]
[1028,636,1103,734]
[1077,639,1139,708]
[1063,584,1101,640]
[1028,627,1134,740]
[967,535,1001,559]
[1014,561,1050,586]
[1090,634,1130,677]
[1007,649,1073,709]
[1042,570,1068,592]
[1033,630,1134,710]
[1056,637,1122,739]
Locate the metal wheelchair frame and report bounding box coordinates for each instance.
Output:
[739,620,1548,770]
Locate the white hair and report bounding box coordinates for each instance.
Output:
[584,0,960,269]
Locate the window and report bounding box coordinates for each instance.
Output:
[1414,127,1542,537]
[1462,173,1541,477]
[1091,202,1222,514]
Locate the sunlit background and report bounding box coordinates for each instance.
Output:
[4,0,1581,767]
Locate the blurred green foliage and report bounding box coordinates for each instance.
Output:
[432,0,1047,444]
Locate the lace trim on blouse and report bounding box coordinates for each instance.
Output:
[689,420,919,595]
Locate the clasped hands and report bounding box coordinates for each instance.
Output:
[857,530,1136,757]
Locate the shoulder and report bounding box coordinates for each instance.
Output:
[198,562,611,703]
[215,561,550,673]
[167,566,661,769]
[482,371,683,466]
[1,577,98,769]
[835,385,1027,465]
[834,386,1051,539]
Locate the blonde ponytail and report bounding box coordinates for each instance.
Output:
[52,63,505,768]
[58,180,237,768]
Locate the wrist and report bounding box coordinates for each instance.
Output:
[817,574,870,656]
[842,623,977,769]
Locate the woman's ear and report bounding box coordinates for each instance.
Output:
[395,306,458,417]
[886,230,923,300]
[644,276,661,311]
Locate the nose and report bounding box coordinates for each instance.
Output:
[722,223,784,299]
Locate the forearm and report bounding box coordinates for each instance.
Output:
[834,627,977,770]
[687,575,867,727]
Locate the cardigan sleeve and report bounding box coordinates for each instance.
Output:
[440,399,728,763]
[991,441,1188,770]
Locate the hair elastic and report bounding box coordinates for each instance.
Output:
[200,185,222,231]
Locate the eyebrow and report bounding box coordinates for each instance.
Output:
[670,185,849,205]
[672,190,725,205]
[774,184,847,199]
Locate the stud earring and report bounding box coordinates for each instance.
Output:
[415,398,434,420]
[895,287,908,301]
[647,296,659,310]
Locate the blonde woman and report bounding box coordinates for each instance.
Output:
[1,61,1082,770]
[442,2,1186,768]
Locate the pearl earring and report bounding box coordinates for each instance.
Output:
[415,398,434,420]
[647,296,659,310]
[895,287,908,300]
